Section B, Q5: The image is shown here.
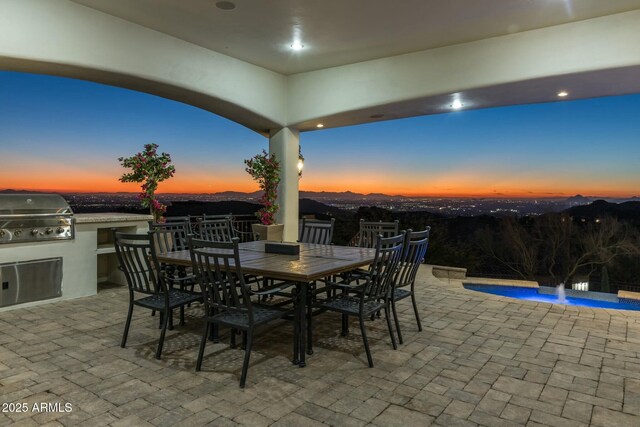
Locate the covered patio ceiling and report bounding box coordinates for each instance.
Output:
[2,0,640,133]
[71,0,640,75]
[69,0,640,132]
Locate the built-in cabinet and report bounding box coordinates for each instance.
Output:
[95,224,139,285]
[74,214,150,291]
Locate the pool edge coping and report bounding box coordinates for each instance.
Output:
[462,277,539,289]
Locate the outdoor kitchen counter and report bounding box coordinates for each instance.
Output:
[75,213,152,223]
[0,213,151,312]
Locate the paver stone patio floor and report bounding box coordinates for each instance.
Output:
[1,266,640,426]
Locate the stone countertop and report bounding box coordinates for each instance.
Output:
[74,213,153,224]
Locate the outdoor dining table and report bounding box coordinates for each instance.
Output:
[155,240,377,367]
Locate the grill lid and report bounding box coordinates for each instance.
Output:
[0,194,73,217]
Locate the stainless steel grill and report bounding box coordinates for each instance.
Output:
[0,194,74,244]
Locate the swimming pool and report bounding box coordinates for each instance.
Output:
[464,284,640,311]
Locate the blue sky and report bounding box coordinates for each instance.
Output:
[0,71,638,197]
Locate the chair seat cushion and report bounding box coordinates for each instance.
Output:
[134,288,202,310]
[210,305,285,328]
[393,288,412,301]
[318,295,384,316]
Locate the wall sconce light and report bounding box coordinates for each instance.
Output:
[297,146,304,178]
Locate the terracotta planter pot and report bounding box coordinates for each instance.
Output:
[251,223,284,242]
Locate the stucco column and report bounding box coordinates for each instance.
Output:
[269,127,299,242]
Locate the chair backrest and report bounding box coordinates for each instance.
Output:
[113,230,165,296]
[200,214,257,242]
[354,219,400,248]
[395,228,430,288]
[198,217,234,242]
[162,216,194,234]
[299,218,335,245]
[203,213,232,221]
[364,233,405,300]
[188,237,254,321]
[149,218,191,252]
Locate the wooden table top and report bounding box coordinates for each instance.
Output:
[156,241,377,282]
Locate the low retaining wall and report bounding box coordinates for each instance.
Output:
[618,290,640,301]
[431,265,467,280]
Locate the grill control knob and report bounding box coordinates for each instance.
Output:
[14,230,22,237]
[57,227,65,234]
[45,228,53,234]
[31,229,39,236]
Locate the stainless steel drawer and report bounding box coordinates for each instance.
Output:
[0,258,62,307]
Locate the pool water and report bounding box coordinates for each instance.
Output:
[464,284,640,311]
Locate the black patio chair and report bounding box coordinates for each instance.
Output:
[349,219,400,248]
[114,230,201,359]
[203,213,257,243]
[299,218,335,245]
[341,219,401,287]
[198,217,235,242]
[202,213,232,220]
[188,237,291,388]
[149,218,196,325]
[149,217,191,253]
[391,228,430,344]
[162,215,194,234]
[296,218,336,350]
[313,233,405,367]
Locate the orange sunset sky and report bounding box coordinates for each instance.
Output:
[1,71,639,199]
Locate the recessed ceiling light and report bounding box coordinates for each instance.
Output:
[450,100,464,109]
[290,41,304,50]
[215,1,236,10]
[316,123,324,128]
[557,91,569,97]
[370,114,385,119]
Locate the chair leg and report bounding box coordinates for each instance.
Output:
[411,292,422,332]
[239,331,253,388]
[180,306,185,326]
[242,331,247,350]
[168,309,174,331]
[307,294,313,355]
[384,304,397,350]
[230,328,237,349]
[341,314,349,336]
[292,288,299,365]
[196,322,209,371]
[210,307,219,342]
[358,315,373,368]
[391,299,403,345]
[156,310,170,360]
[121,302,134,348]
